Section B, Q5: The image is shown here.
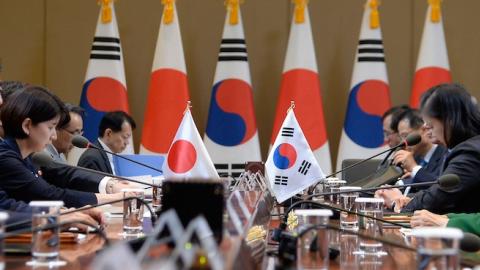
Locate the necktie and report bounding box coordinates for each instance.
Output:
[419,159,428,167]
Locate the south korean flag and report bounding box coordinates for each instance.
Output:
[266,107,325,203]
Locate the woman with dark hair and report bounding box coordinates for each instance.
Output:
[376,83,480,214]
[0,86,124,208]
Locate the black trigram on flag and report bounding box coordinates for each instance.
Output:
[281,127,294,137]
[298,160,312,175]
[357,39,384,63]
[214,163,245,178]
[90,36,121,61]
[218,39,247,62]
[274,175,288,186]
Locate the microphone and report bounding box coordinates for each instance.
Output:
[310,133,422,192]
[272,174,459,241]
[460,232,480,253]
[5,196,157,230]
[31,152,161,188]
[72,135,163,174]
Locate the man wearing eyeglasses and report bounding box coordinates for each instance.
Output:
[42,104,133,194]
[376,109,448,209]
[382,105,410,148]
[391,109,447,186]
[45,104,84,163]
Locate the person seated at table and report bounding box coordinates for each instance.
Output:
[2,83,131,195]
[45,103,84,164]
[0,85,126,208]
[40,103,130,193]
[78,111,136,175]
[382,105,410,148]
[410,209,480,237]
[375,83,480,214]
[390,109,447,192]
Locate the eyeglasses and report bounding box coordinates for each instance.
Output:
[423,122,433,130]
[383,130,397,138]
[63,129,83,136]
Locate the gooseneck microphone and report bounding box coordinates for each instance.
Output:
[460,232,480,252]
[72,135,163,174]
[310,133,422,192]
[31,152,161,188]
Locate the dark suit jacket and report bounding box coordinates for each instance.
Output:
[402,135,480,214]
[77,140,114,175]
[0,138,97,208]
[40,145,105,193]
[411,145,448,184]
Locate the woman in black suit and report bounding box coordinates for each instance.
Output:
[0,86,124,208]
[377,83,480,214]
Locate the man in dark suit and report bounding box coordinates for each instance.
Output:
[78,111,136,175]
[45,104,85,164]
[392,109,447,189]
[376,83,480,214]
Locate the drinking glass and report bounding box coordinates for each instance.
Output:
[27,201,65,267]
[354,197,386,256]
[122,188,145,235]
[411,227,463,270]
[295,209,333,270]
[339,186,362,231]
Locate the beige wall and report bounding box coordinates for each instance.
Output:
[1,0,479,167]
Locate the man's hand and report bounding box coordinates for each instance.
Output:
[393,150,417,172]
[410,209,449,228]
[393,196,411,213]
[107,179,140,194]
[375,187,404,208]
[60,207,106,232]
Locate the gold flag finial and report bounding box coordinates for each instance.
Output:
[287,101,296,113]
[225,0,243,25]
[98,0,113,24]
[428,0,441,23]
[162,0,175,24]
[184,100,192,115]
[368,0,380,29]
[293,0,308,24]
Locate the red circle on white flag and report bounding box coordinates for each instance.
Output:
[168,140,197,173]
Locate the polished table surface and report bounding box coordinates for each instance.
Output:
[3,203,479,269]
[265,219,418,270]
[4,217,123,270]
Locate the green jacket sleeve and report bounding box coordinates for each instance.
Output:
[447,213,480,236]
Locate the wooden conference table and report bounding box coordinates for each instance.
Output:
[2,195,479,269]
